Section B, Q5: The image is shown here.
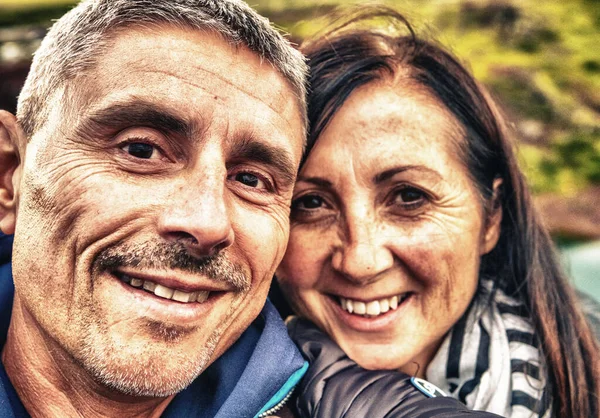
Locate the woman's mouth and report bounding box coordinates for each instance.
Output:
[338,293,413,318]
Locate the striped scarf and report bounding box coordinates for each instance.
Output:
[426,281,552,417]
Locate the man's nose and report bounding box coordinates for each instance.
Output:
[331,215,394,285]
[157,175,234,258]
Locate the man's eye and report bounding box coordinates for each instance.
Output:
[292,194,324,210]
[234,172,267,189]
[122,142,157,159]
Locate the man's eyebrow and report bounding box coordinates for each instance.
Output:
[374,165,443,184]
[74,101,192,139]
[230,136,297,188]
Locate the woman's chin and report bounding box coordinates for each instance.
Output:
[340,342,425,376]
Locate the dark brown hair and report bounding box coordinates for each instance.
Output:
[300,6,599,417]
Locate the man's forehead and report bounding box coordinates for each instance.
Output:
[105,25,246,70]
[105,28,289,100]
[52,25,304,148]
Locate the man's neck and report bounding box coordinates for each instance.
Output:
[1,297,174,418]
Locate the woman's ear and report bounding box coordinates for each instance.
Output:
[0,110,25,235]
[481,178,503,255]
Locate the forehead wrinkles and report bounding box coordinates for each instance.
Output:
[388,79,466,154]
[106,27,293,116]
[379,79,464,132]
[350,81,466,162]
[133,65,291,121]
[59,30,301,141]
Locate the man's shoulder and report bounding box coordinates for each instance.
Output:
[0,246,14,348]
[0,234,12,266]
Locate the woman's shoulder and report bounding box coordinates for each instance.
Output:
[287,317,502,418]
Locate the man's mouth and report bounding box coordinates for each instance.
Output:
[338,293,413,318]
[117,273,210,304]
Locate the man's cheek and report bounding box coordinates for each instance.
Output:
[234,201,287,241]
[17,174,88,240]
[264,208,292,266]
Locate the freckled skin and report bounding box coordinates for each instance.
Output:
[1,26,304,413]
[277,81,500,376]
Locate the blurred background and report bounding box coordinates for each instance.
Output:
[0,0,598,299]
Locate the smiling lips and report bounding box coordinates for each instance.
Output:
[119,273,211,304]
[339,293,412,317]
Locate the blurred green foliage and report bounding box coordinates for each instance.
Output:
[0,0,74,27]
[257,0,600,196]
[1,0,598,196]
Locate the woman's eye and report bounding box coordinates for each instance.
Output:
[122,142,158,159]
[292,194,325,210]
[393,187,427,208]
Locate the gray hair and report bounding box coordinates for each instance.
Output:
[16,0,308,138]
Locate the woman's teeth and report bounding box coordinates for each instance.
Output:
[120,274,210,303]
[339,294,409,317]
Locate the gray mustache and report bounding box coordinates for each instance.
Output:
[94,241,250,292]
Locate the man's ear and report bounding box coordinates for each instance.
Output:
[481,178,503,255]
[0,110,25,235]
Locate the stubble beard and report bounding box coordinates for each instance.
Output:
[66,241,250,398]
[74,306,222,398]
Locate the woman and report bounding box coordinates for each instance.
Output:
[275,7,599,418]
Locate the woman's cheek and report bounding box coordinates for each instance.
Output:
[280,229,326,287]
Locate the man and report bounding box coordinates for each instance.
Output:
[0,0,308,416]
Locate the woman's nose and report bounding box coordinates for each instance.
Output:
[331,218,394,284]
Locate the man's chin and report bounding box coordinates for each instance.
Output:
[91,361,201,398]
[76,331,219,398]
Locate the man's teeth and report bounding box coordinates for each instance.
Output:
[121,274,210,303]
[339,294,409,317]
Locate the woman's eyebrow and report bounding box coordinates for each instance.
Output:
[295,176,334,188]
[373,165,443,184]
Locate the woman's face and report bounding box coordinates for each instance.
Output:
[277,81,501,375]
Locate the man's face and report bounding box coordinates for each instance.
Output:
[9,26,304,396]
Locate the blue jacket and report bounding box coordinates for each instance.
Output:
[0,233,307,418]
